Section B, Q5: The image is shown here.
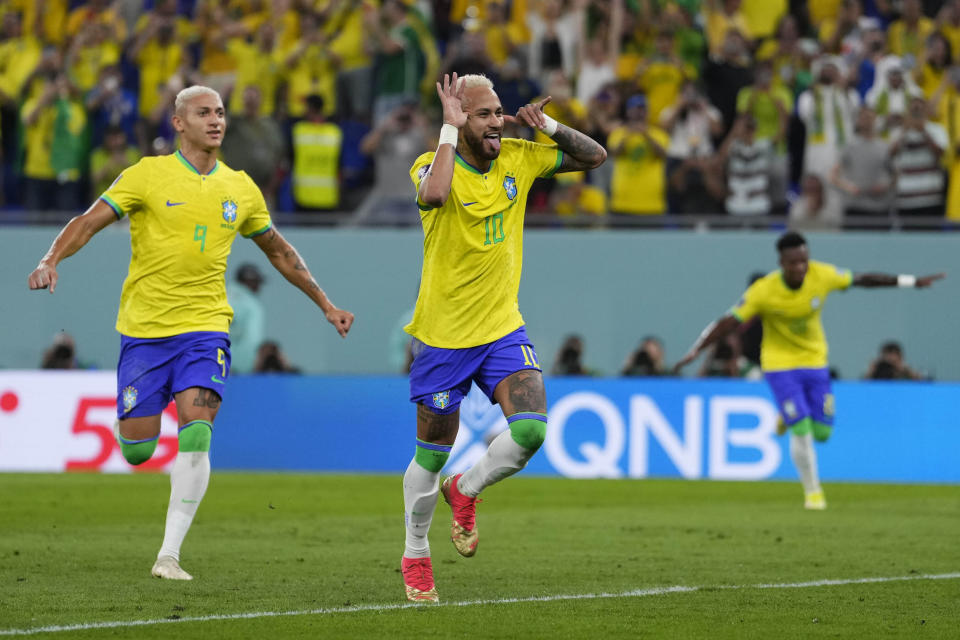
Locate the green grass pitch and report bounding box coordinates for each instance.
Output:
[1,473,958,638]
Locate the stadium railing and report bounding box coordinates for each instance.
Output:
[5,210,960,231]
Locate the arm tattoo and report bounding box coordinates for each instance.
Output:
[284,248,307,271]
[552,124,607,173]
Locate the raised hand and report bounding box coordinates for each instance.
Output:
[436,72,467,128]
[505,97,553,131]
[917,273,946,288]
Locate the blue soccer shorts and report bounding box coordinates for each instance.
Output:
[116,331,231,419]
[764,367,834,427]
[409,326,542,414]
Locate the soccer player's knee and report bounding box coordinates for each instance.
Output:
[790,417,813,437]
[812,421,833,442]
[119,438,158,465]
[508,417,547,451]
[178,420,213,452]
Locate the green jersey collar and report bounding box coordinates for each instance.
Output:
[455,152,495,175]
[176,149,220,176]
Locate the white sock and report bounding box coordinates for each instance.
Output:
[403,459,440,559]
[158,452,210,562]
[458,430,535,498]
[790,432,821,495]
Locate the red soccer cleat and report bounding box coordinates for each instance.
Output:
[402,556,439,603]
[440,474,479,557]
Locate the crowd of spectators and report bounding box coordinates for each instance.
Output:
[3,0,960,227]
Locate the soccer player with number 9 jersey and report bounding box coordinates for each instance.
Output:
[28,86,354,580]
[399,73,607,603]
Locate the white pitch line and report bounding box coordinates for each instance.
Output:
[2,572,958,636]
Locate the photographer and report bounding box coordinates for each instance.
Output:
[621,337,667,377]
[551,335,594,376]
[40,333,86,370]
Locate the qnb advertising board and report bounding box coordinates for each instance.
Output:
[0,372,956,482]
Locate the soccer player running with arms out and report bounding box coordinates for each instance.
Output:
[400,72,606,603]
[674,231,943,510]
[28,86,354,580]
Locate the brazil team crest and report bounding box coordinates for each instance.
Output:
[783,400,797,419]
[503,175,517,200]
[222,199,238,223]
[122,386,138,413]
[432,390,451,410]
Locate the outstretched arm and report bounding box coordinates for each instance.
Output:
[418,73,467,208]
[852,272,945,288]
[673,314,742,374]
[506,98,607,172]
[27,199,117,293]
[253,227,354,337]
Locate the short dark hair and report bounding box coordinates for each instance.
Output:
[305,94,325,113]
[881,341,903,355]
[776,231,807,253]
[104,124,126,138]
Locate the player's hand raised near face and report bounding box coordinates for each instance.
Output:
[28,262,59,293]
[504,97,553,131]
[436,72,467,129]
[326,308,355,338]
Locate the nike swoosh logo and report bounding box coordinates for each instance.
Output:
[211,375,225,384]
[461,201,478,207]
[166,200,186,207]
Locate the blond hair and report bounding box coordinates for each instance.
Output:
[458,74,494,90]
[174,85,222,115]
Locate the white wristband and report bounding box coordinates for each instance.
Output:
[897,274,917,288]
[439,123,459,147]
[541,114,559,137]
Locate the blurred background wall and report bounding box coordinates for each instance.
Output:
[5,227,956,379]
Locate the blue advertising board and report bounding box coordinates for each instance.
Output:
[212,377,959,483]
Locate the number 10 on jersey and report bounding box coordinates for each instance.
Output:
[484,213,504,245]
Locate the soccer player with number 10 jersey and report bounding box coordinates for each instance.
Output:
[400,73,607,602]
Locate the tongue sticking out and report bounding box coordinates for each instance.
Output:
[486,137,501,153]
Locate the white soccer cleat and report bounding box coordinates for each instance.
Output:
[151,555,193,580]
[804,490,827,511]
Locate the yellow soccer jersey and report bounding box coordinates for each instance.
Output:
[405,139,562,348]
[100,151,272,338]
[731,261,853,372]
